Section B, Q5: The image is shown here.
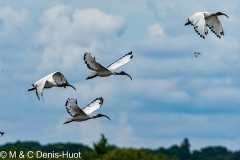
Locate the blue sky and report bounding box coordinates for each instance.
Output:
[0,0,240,151]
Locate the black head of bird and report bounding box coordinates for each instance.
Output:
[94,114,110,120]
[216,12,229,18]
[58,82,76,90]
[116,71,132,80]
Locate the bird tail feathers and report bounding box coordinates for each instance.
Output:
[86,72,98,80]
[89,72,96,77]
[28,86,35,92]
[63,118,73,124]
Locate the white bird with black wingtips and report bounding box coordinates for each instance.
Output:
[0,132,4,137]
[84,51,133,80]
[64,97,110,124]
[185,12,229,39]
[28,71,76,101]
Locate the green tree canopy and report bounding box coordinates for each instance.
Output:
[93,134,111,155]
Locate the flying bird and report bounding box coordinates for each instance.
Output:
[194,52,201,57]
[28,71,76,101]
[64,97,110,124]
[185,12,229,39]
[84,51,133,80]
[0,132,4,137]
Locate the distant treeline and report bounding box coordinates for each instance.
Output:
[0,134,239,160]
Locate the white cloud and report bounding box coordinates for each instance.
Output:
[0,6,28,46]
[128,112,240,150]
[35,5,125,73]
[0,6,28,31]
[147,23,164,37]
[40,112,137,148]
[1,1,240,152]
[146,0,240,36]
[1,111,240,150]
[198,88,240,105]
[37,6,125,46]
[126,78,190,103]
[114,112,137,145]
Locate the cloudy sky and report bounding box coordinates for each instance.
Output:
[0,0,240,151]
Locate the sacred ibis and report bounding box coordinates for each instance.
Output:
[28,71,76,101]
[194,52,200,57]
[185,12,229,39]
[64,97,110,124]
[0,132,4,137]
[84,51,133,80]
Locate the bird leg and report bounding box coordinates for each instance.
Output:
[86,75,98,80]
[28,84,36,91]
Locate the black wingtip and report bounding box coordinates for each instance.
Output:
[184,20,191,26]
[99,97,104,105]
[36,92,40,101]
[127,51,132,56]
[83,52,89,61]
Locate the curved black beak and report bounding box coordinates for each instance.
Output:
[117,71,132,80]
[66,84,76,90]
[99,114,110,120]
[124,72,132,80]
[222,13,229,18]
[60,83,76,90]
[102,115,110,120]
[218,12,229,18]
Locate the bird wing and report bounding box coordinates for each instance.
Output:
[65,98,86,117]
[0,132,4,136]
[206,16,224,38]
[52,71,67,85]
[188,12,207,39]
[84,53,108,71]
[33,77,47,101]
[107,52,133,70]
[82,97,104,115]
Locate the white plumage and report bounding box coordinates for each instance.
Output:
[185,12,229,39]
[64,97,110,124]
[84,51,133,80]
[28,71,76,101]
